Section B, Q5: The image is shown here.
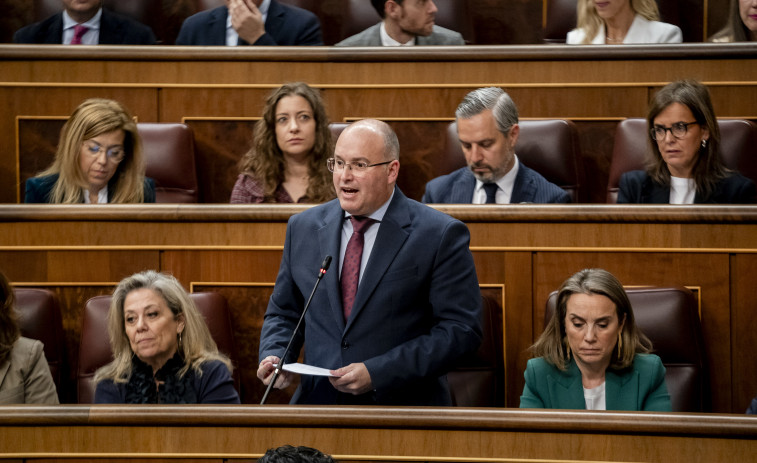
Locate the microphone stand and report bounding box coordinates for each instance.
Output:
[260,256,332,405]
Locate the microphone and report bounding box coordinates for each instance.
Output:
[260,255,332,405]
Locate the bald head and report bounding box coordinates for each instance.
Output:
[333,119,400,216]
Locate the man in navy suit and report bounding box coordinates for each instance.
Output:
[176,0,322,46]
[423,87,570,204]
[257,119,482,405]
[13,0,156,45]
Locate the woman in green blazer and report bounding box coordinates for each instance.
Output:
[520,268,672,411]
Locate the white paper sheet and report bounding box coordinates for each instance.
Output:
[280,362,336,377]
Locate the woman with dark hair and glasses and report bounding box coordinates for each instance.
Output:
[618,80,756,204]
[25,98,155,204]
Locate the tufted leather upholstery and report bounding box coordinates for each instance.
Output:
[606,118,757,203]
[448,294,505,406]
[543,0,576,44]
[77,292,238,403]
[13,288,66,402]
[445,119,584,202]
[139,123,199,203]
[545,286,709,412]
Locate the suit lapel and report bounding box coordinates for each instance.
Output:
[207,7,228,45]
[344,189,410,332]
[451,170,476,203]
[644,179,670,203]
[47,13,65,44]
[606,368,637,410]
[0,358,10,390]
[318,201,347,332]
[550,360,586,409]
[511,165,536,203]
[264,0,284,37]
[99,10,120,44]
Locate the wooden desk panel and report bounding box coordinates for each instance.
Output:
[2,45,757,203]
[1,205,757,411]
[1,406,756,462]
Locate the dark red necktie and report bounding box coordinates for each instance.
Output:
[71,24,89,44]
[341,216,374,320]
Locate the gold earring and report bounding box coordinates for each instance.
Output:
[564,340,571,361]
[178,332,182,347]
[617,332,623,360]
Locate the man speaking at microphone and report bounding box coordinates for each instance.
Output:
[257,119,482,405]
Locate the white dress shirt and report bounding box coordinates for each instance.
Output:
[62,9,102,45]
[339,190,394,283]
[472,155,520,204]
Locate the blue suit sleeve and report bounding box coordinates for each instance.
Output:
[197,361,240,404]
[94,380,124,404]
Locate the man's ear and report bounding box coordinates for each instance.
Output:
[385,0,401,19]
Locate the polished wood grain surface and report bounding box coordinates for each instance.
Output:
[2,44,756,202]
[1,406,756,462]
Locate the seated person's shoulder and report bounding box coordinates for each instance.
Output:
[427,25,465,45]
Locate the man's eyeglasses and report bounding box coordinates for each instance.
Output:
[84,141,126,163]
[327,158,392,173]
[650,121,699,141]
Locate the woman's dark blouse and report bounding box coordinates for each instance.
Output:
[94,354,240,404]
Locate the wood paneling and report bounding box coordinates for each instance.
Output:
[1,406,757,461]
[3,45,756,203]
[2,204,757,411]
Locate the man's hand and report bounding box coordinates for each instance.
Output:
[329,363,374,395]
[257,355,293,389]
[229,0,265,44]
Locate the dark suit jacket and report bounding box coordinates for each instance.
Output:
[422,165,571,204]
[13,9,156,44]
[25,173,156,204]
[519,355,672,411]
[618,170,757,204]
[258,188,482,405]
[175,1,322,46]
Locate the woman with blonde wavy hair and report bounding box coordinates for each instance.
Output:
[94,271,239,404]
[567,0,682,44]
[230,82,335,204]
[25,98,155,204]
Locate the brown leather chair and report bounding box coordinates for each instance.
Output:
[14,288,67,402]
[78,292,238,403]
[545,286,709,412]
[448,294,505,407]
[139,123,199,203]
[606,118,757,203]
[543,0,576,44]
[445,120,584,202]
[340,0,472,44]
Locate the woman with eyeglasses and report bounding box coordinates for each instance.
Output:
[25,98,155,204]
[618,80,757,204]
[230,82,335,204]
